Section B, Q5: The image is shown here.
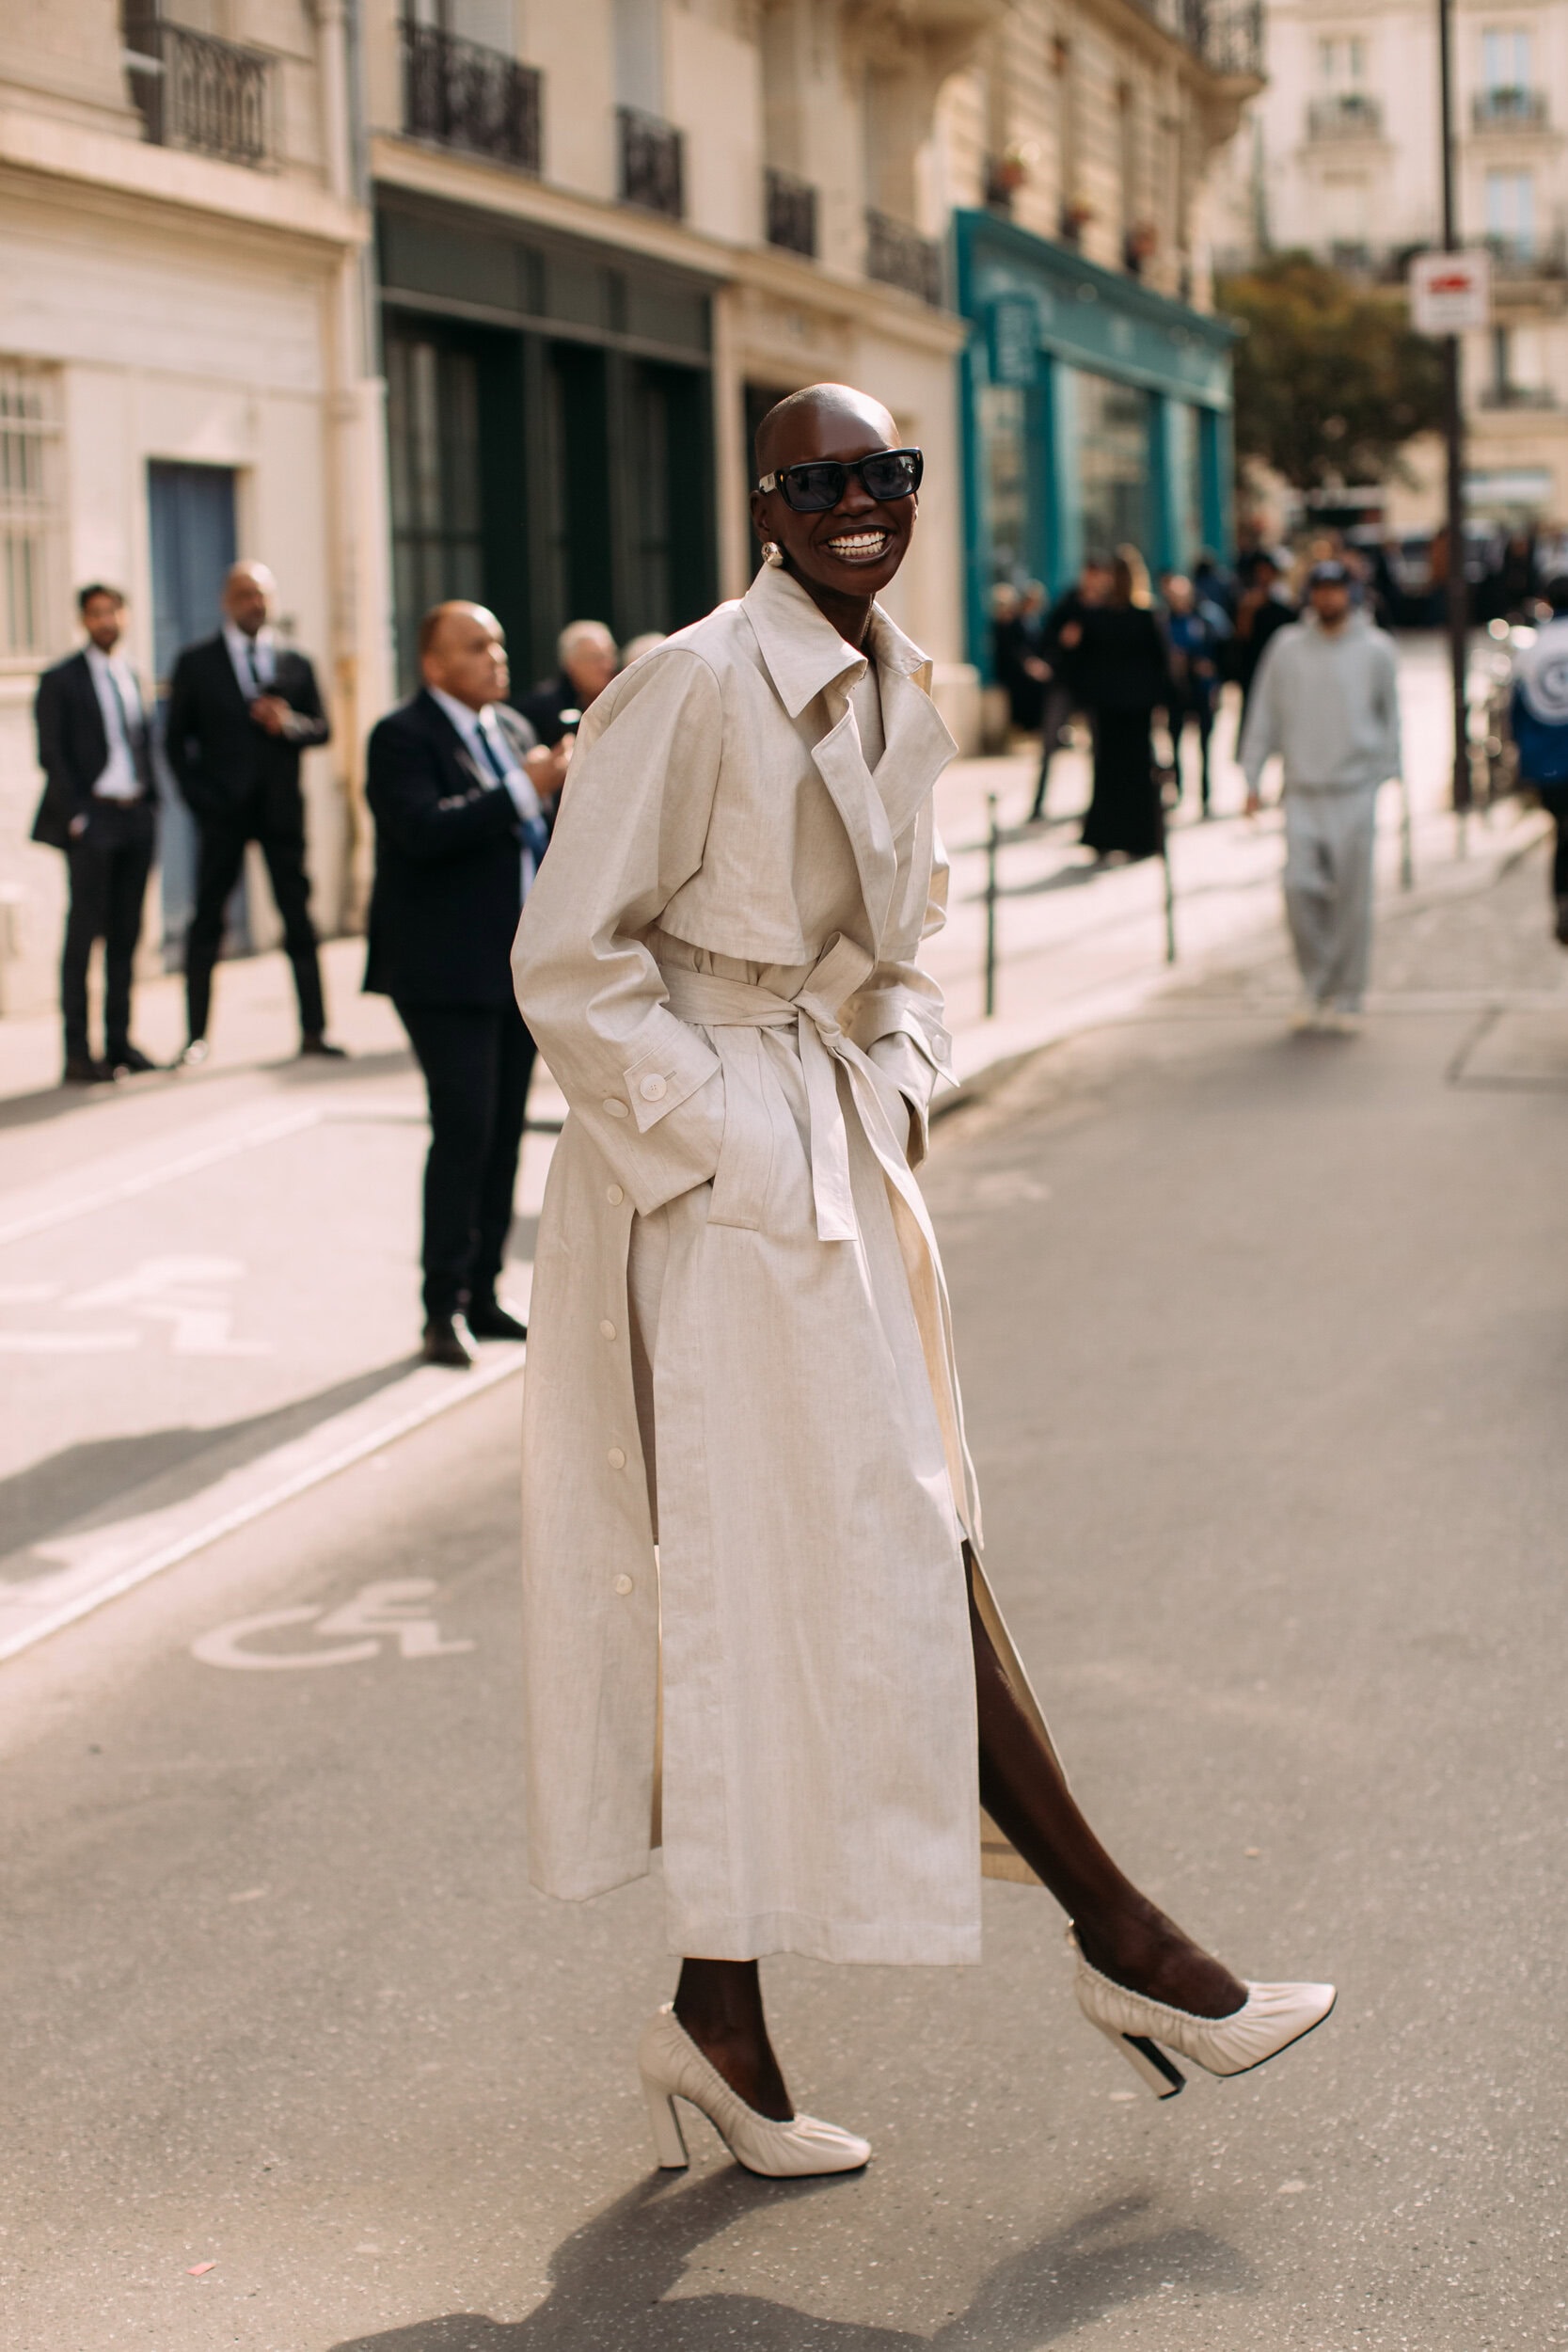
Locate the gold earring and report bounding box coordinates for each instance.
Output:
[762,540,785,568]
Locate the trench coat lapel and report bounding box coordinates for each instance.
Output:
[744,564,957,949]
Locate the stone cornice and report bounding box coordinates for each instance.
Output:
[0,106,366,250]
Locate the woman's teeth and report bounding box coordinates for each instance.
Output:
[826,529,890,562]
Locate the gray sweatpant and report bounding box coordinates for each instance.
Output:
[1282,783,1379,1010]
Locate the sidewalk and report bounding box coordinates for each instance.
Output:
[0,636,1553,1660]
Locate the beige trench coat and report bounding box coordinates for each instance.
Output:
[513,564,1049,1965]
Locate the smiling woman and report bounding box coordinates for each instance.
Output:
[510,382,1335,2186]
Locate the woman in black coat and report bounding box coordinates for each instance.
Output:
[1071,548,1171,863]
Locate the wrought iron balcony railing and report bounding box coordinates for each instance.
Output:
[1473,87,1547,132]
[865,209,942,306]
[1307,91,1384,139]
[766,167,818,259]
[1134,0,1263,77]
[123,17,272,168]
[619,105,684,217]
[402,20,541,172]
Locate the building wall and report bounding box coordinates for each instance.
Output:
[0,0,379,1022]
[1239,0,1568,528]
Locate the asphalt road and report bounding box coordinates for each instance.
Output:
[4,849,1566,2351]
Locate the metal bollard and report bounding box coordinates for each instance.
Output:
[984,791,1000,1018]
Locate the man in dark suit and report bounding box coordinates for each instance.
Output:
[365,601,569,1367]
[33,583,157,1084]
[165,560,341,1064]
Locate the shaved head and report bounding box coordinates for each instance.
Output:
[222,560,276,636]
[419,599,509,710]
[754,383,897,481]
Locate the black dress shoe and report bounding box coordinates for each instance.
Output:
[110,1043,157,1074]
[421,1314,476,1368]
[299,1033,348,1058]
[62,1055,117,1086]
[467,1296,528,1342]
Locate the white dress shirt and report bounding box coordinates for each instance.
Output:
[84,643,147,801]
[225,620,277,698]
[429,686,546,898]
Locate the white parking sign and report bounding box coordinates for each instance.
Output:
[1409,250,1491,335]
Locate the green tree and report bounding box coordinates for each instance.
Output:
[1215,252,1448,489]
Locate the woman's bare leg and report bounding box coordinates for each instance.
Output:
[969,1554,1244,2017]
[673,1959,793,2119]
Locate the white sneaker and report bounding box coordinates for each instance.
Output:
[1322,1007,1363,1036]
[1288,996,1322,1034]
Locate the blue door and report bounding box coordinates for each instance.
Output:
[147,461,240,967]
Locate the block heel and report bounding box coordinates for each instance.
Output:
[643,2074,690,2169]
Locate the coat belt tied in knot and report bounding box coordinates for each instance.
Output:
[659,935,900,1243]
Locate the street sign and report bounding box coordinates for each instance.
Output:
[988,294,1038,386]
[1409,249,1491,335]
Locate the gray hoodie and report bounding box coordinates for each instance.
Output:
[1239,609,1402,793]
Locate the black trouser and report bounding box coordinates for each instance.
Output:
[1028,683,1077,821]
[185,801,325,1041]
[61,798,155,1060]
[396,998,538,1320]
[1171,697,1215,809]
[1540,785,1568,898]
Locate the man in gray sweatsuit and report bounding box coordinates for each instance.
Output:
[1240,560,1402,1034]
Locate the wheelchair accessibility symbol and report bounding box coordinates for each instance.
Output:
[191,1580,475,1670]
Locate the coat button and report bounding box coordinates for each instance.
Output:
[604,1098,629,1119]
[639,1073,667,1102]
[613,1574,634,1596]
[606,1184,624,1205]
[607,1446,626,1470]
[599,1319,616,1339]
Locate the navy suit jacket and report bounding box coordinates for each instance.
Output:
[363,688,543,1007]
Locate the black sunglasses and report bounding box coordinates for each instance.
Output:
[757,446,924,514]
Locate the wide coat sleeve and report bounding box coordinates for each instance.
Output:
[512,645,728,1216]
[851,802,956,1168]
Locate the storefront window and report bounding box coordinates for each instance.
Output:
[387,329,485,688]
[1169,400,1204,571]
[1073,370,1149,561]
[979,381,1028,583]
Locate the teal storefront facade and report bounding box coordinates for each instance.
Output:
[954,209,1239,675]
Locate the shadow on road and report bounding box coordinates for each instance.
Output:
[328,2173,1253,2351]
[0,1356,420,1572]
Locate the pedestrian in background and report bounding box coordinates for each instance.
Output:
[1228,548,1296,730]
[365,600,568,1367]
[1027,554,1112,823]
[519,618,618,747]
[1240,560,1402,1036]
[514,379,1334,2179]
[1074,547,1170,864]
[165,561,341,1067]
[1508,573,1568,946]
[1162,572,1229,818]
[32,583,157,1085]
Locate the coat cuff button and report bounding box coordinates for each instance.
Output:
[639,1073,667,1102]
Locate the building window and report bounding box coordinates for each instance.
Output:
[0,360,61,666]
[386,330,485,689]
[1486,168,1536,256]
[1318,35,1367,85]
[1074,370,1149,559]
[1481,27,1530,89]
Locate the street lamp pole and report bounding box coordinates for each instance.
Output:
[1437,0,1472,823]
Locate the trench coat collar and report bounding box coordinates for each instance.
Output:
[742,564,957,941]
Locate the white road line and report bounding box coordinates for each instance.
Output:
[0,1105,323,1248]
[0,1350,525,1667]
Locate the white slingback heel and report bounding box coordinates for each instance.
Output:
[637,2005,871,2178]
[1069,1927,1336,2099]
